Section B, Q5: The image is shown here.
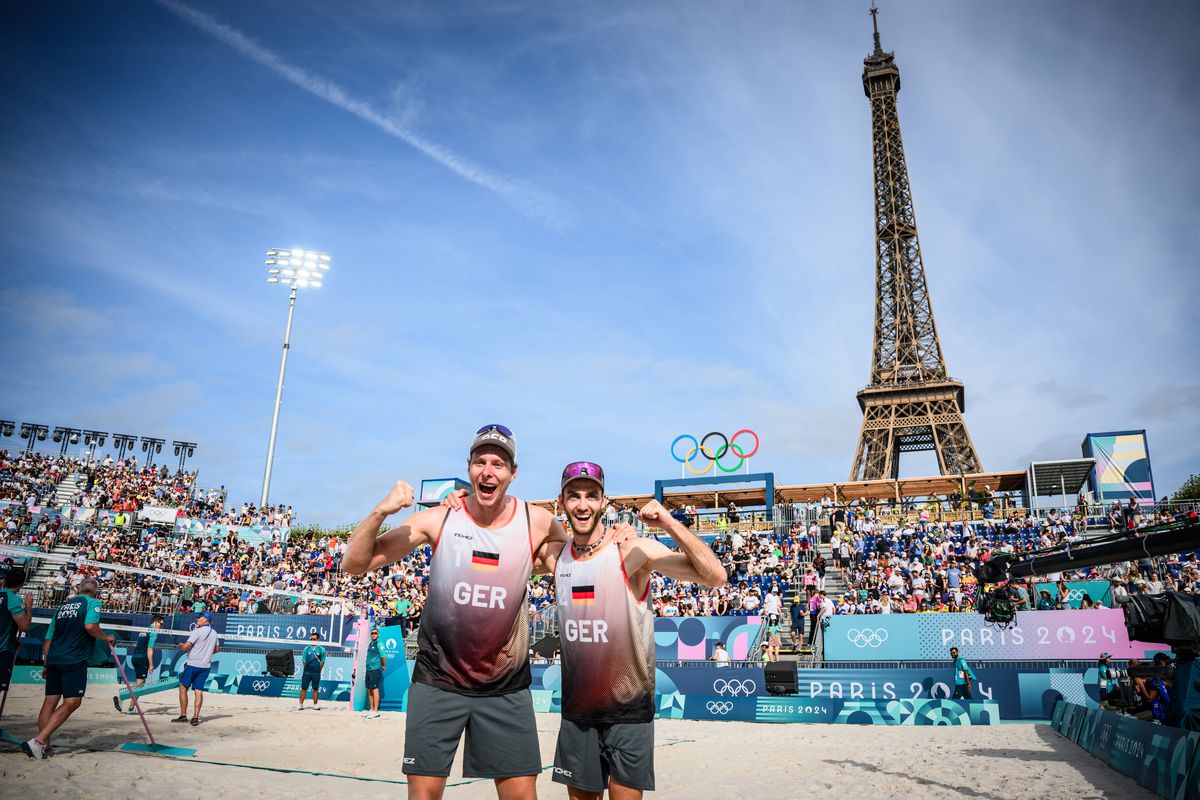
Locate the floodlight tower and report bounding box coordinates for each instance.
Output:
[261,248,330,507]
[19,423,48,453]
[173,440,197,471]
[140,436,165,467]
[51,426,82,457]
[81,430,107,461]
[112,433,138,462]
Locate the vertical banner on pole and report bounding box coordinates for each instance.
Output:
[349,606,370,713]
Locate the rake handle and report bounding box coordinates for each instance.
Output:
[109,641,156,745]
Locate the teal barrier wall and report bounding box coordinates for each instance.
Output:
[1051,700,1200,798]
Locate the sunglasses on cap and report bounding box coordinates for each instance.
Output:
[562,461,604,485]
[476,424,514,437]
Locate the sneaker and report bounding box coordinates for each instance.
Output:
[369,711,381,718]
[22,738,46,760]
[312,706,321,711]
[112,696,121,712]
[189,717,200,726]
[171,715,188,723]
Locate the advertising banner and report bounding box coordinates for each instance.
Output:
[1082,430,1156,507]
[654,615,762,661]
[174,518,290,546]
[1034,580,1113,608]
[138,505,180,524]
[825,609,1166,662]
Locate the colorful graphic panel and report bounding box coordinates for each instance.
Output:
[653,615,762,661]
[1082,430,1156,506]
[824,609,1166,661]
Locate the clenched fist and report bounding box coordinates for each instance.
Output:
[375,480,415,516]
[638,500,669,526]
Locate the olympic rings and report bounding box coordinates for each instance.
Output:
[713,678,757,696]
[670,429,759,473]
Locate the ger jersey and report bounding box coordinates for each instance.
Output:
[555,540,655,724]
[412,499,534,696]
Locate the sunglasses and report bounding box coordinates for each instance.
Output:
[476,424,514,438]
[562,461,604,485]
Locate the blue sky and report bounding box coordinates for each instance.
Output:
[1,1,1196,525]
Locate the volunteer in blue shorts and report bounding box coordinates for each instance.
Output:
[175,614,219,726]
[298,631,326,710]
[23,577,114,759]
[362,626,386,719]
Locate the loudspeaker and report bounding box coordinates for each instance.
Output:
[765,661,797,696]
[265,649,295,678]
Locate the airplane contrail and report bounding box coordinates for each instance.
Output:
[154,0,568,228]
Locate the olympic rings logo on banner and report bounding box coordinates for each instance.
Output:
[670,430,760,475]
[706,701,733,715]
[251,680,270,692]
[713,678,756,696]
[234,659,259,676]
[846,628,889,648]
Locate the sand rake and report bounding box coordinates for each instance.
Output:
[108,642,196,757]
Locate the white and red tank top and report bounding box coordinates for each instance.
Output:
[412,498,534,696]
[556,537,655,724]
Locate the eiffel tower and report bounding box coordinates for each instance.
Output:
[849,7,983,481]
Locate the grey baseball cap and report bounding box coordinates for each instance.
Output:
[470,424,516,465]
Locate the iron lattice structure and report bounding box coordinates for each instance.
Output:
[849,10,982,481]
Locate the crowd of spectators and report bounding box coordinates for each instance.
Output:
[71,456,196,511]
[0,452,70,506]
[179,485,295,527]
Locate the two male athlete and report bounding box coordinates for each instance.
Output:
[24,577,114,759]
[343,424,574,800]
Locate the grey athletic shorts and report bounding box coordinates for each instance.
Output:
[402,680,541,778]
[553,717,655,793]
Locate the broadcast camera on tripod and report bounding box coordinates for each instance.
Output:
[973,518,1200,731]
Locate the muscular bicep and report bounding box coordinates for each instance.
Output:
[626,539,711,584]
[368,521,433,571]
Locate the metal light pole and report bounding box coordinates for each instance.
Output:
[260,248,330,507]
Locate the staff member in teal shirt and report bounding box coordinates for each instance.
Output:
[23,577,114,759]
[950,646,977,700]
[298,632,326,710]
[116,615,164,714]
[0,567,32,695]
[362,627,386,719]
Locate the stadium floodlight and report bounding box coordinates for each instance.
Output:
[112,433,138,461]
[51,426,82,456]
[81,430,107,461]
[18,423,49,453]
[0,420,13,437]
[172,440,197,470]
[140,436,165,466]
[261,248,332,507]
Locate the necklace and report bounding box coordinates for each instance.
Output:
[572,528,607,556]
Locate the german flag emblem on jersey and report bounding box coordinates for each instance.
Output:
[572,585,596,605]
[471,550,500,571]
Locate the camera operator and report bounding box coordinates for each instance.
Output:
[1097,653,1121,708]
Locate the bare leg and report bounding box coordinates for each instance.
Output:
[494,775,537,800]
[567,788,602,800]
[36,697,82,744]
[37,695,59,733]
[407,775,448,800]
[192,690,203,717]
[178,684,189,717]
[609,778,645,800]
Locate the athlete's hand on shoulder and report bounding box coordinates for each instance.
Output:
[439,489,469,511]
[375,480,415,516]
[611,522,639,544]
[638,500,670,526]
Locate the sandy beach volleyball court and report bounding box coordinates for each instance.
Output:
[0,690,1150,799]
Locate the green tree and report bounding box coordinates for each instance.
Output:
[1174,475,1200,502]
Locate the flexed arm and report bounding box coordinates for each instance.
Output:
[624,500,727,587]
[342,480,433,575]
